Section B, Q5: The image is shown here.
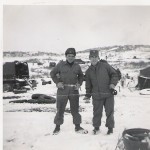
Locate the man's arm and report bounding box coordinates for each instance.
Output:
[107,64,119,88]
[85,70,92,98]
[50,63,61,84]
[77,66,84,86]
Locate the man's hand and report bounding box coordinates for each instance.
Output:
[74,83,80,90]
[57,82,64,89]
[83,96,90,103]
[109,84,115,89]
[83,96,90,100]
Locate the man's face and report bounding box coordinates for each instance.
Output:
[66,54,75,63]
[89,56,99,66]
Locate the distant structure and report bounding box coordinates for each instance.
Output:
[37,62,43,65]
[74,59,85,64]
[49,62,56,68]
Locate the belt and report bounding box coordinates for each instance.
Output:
[64,84,76,87]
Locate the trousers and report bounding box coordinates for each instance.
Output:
[54,86,81,125]
[92,96,115,128]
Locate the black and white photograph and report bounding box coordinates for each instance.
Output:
[2,2,150,150]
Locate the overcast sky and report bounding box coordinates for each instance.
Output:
[3,5,150,53]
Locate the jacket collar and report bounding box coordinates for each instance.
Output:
[89,61,101,71]
[90,61,100,67]
[65,60,75,66]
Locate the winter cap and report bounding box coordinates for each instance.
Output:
[89,50,99,58]
[65,48,76,56]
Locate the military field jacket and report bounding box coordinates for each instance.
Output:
[50,61,84,86]
[85,61,119,99]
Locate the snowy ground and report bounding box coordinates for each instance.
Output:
[3,49,150,150]
[3,80,150,150]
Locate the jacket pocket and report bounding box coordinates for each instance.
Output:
[73,69,79,75]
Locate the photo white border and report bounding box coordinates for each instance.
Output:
[2,0,150,5]
[1,1,150,150]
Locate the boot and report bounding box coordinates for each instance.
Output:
[107,128,113,135]
[53,125,60,134]
[93,127,100,135]
[75,124,84,131]
[75,124,88,134]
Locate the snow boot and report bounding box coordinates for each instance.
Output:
[93,127,100,135]
[75,124,88,134]
[107,128,113,135]
[53,125,60,135]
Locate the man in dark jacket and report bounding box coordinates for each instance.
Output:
[50,48,87,134]
[84,50,119,135]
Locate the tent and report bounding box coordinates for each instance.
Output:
[138,66,150,90]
